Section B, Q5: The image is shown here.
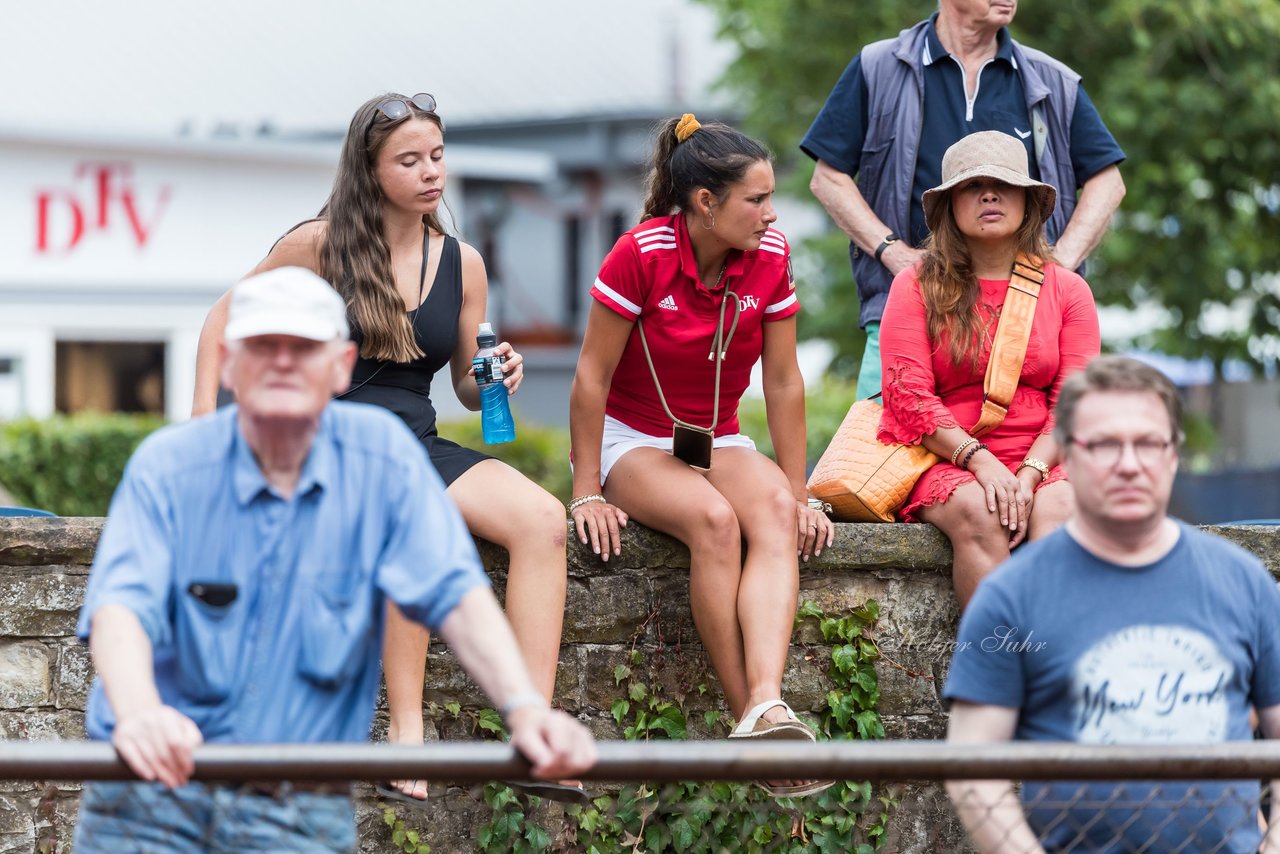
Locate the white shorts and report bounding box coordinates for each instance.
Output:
[599,415,756,485]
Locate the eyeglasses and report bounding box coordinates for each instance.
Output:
[369,93,443,133]
[1068,436,1174,468]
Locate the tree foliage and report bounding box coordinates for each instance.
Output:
[699,0,1280,376]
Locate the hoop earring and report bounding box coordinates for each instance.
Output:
[702,212,715,230]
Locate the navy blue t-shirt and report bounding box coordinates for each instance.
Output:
[944,523,1280,852]
[800,16,1125,249]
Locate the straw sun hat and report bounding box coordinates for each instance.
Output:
[922,130,1057,232]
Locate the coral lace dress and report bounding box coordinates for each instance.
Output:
[877,264,1100,522]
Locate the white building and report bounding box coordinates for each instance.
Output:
[0,125,554,423]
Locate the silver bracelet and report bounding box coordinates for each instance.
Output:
[805,497,832,515]
[499,691,549,723]
[567,494,606,512]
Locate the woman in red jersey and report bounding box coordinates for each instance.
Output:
[569,114,833,798]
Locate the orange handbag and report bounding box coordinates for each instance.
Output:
[807,255,1044,522]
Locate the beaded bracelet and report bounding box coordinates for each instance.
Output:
[959,442,988,471]
[567,494,606,512]
[950,437,978,466]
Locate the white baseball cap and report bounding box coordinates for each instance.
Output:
[224,267,349,342]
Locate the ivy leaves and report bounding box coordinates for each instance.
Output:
[476,598,890,853]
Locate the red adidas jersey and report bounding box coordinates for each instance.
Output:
[590,214,800,437]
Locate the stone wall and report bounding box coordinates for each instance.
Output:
[1,517,1277,853]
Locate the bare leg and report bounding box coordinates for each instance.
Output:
[705,448,800,721]
[1028,480,1075,541]
[448,460,568,700]
[919,482,1011,611]
[383,602,430,799]
[605,449,751,715]
[380,461,567,797]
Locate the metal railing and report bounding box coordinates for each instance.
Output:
[5,740,1278,852]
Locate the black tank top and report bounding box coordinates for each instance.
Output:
[342,234,462,441]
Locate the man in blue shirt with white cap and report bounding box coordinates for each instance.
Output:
[73,266,595,852]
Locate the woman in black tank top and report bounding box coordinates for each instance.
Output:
[191,93,582,802]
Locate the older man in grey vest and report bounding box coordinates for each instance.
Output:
[801,0,1125,400]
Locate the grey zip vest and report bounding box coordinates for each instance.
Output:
[851,20,1080,327]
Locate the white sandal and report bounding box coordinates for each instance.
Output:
[727,699,816,741]
[727,700,834,798]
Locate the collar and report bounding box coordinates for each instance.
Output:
[923,12,1014,66]
[231,407,331,506]
[674,214,747,295]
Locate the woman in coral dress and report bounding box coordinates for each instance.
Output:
[878,131,1100,608]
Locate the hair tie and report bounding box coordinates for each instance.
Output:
[675,113,701,143]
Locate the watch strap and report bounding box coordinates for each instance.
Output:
[873,232,899,265]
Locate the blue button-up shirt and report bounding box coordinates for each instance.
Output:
[78,402,489,744]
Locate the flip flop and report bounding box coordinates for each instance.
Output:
[755,778,835,799]
[727,700,816,741]
[503,779,592,805]
[375,782,430,807]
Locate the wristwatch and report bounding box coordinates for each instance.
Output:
[873,232,899,265]
[1018,457,1051,478]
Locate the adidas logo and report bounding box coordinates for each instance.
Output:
[658,295,678,311]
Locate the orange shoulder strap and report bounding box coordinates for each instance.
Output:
[969,254,1045,438]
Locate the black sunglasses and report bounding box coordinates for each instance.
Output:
[372,93,442,129]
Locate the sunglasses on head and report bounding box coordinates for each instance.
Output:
[373,93,441,126]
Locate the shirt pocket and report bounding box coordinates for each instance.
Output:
[857,128,895,186]
[174,586,242,702]
[298,574,376,690]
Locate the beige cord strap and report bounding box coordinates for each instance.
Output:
[637,290,740,433]
[970,254,1044,439]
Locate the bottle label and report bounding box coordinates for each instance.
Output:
[473,354,506,386]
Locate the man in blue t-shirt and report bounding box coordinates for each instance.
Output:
[801,0,1126,400]
[73,268,595,853]
[944,356,1280,852]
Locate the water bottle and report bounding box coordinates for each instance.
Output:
[474,321,516,444]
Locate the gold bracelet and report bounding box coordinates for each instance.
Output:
[951,437,978,466]
[1018,457,1050,478]
[567,494,606,512]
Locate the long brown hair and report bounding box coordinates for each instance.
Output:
[318,93,447,362]
[640,117,770,222]
[918,190,1054,369]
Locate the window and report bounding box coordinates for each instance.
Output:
[55,341,165,415]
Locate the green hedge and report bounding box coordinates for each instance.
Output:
[437,412,573,503]
[736,376,856,463]
[0,414,165,517]
[0,390,855,520]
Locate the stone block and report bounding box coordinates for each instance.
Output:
[882,713,947,741]
[31,788,77,854]
[0,569,87,638]
[0,518,100,567]
[419,649,483,708]
[0,642,51,708]
[54,641,91,711]
[0,710,84,741]
[795,572,896,644]
[0,831,35,854]
[582,640,718,721]
[779,648,832,717]
[0,795,34,843]
[875,656,943,717]
[645,572,700,643]
[563,574,652,644]
[1210,524,1280,574]
[549,645,586,712]
[881,782,970,853]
